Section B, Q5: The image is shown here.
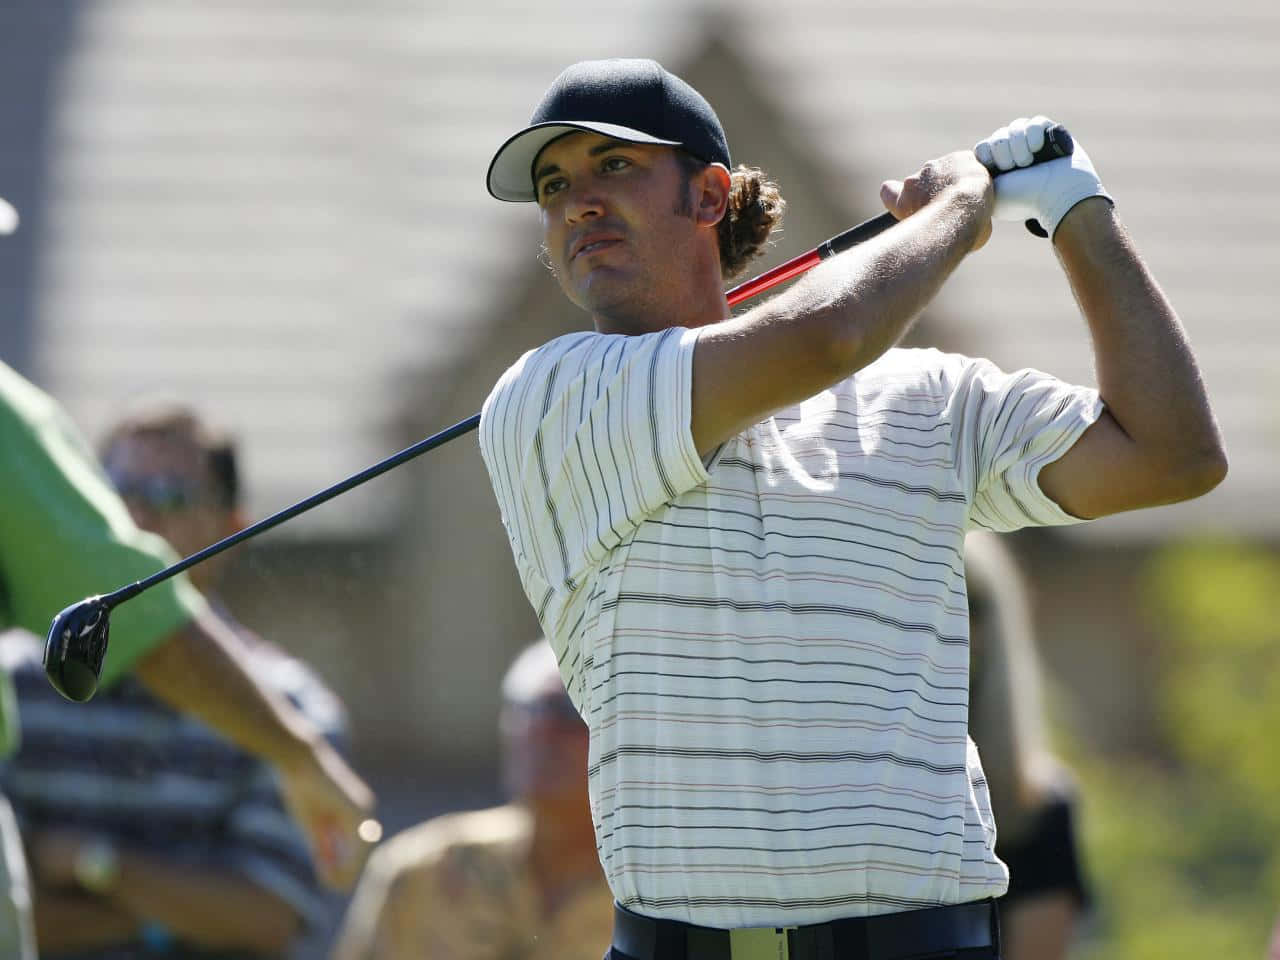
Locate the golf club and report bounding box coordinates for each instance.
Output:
[44,125,1073,703]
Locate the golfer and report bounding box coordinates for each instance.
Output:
[478,58,1225,960]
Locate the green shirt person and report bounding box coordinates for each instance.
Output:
[0,360,377,890]
[0,361,206,754]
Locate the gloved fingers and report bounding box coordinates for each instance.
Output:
[990,130,1016,172]
[1008,118,1035,167]
[974,139,995,170]
[1026,116,1052,155]
[975,123,1016,172]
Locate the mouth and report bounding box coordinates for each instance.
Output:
[570,235,623,261]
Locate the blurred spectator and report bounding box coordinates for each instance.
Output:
[965,531,1091,960]
[1,356,375,911]
[0,404,349,958]
[334,638,610,960]
[1269,914,1280,960]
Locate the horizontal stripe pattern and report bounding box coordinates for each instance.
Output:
[0,628,334,934]
[480,331,1100,928]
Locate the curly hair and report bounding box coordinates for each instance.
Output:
[676,151,785,282]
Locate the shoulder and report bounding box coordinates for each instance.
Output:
[874,346,983,376]
[484,333,608,403]
[854,347,990,399]
[481,328,689,426]
[368,805,531,884]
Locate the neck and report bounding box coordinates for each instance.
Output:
[591,236,729,336]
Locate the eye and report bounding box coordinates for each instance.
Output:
[602,156,631,173]
[538,177,566,202]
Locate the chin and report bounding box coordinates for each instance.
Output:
[579,274,651,321]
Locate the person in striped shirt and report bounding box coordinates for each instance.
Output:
[479,58,1226,960]
[0,405,350,958]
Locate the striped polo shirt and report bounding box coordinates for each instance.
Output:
[479,326,1101,930]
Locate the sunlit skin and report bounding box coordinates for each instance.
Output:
[534,132,732,336]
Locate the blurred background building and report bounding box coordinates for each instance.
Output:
[2,1,1277,956]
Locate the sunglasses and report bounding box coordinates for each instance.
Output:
[107,470,204,512]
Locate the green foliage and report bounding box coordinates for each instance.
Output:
[1067,541,1280,959]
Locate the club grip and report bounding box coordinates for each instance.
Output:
[981,123,1074,237]
[979,123,1073,179]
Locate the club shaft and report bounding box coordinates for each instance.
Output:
[104,413,482,608]
[725,212,898,307]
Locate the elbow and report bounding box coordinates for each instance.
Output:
[1162,442,1228,503]
[1193,443,1229,495]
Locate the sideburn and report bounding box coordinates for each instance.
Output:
[673,171,696,219]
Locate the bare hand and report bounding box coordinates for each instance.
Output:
[279,738,380,891]
[880,151,994,251]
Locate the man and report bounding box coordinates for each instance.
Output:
[0,352,376,956]
[333,638,611,960]
[478,59,1226,960]
[0,405,349,958]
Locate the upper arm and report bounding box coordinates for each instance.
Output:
[1037,405,1210,520]
[950,358,1104,532]
[479,330,709,597]
[690,308,847,455]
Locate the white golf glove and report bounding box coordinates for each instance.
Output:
[975,116,1112,239]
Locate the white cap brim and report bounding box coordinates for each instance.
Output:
[486,121,681,202]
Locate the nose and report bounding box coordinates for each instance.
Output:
[564,182,605,224]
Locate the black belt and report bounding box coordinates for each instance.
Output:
[611,899,999,960]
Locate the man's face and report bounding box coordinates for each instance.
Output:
[534,132,702,327]
[102,433,239,590]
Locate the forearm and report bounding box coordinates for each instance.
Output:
[133,609,317,774]
[785,186,986,373]
[1054,199,1227,489]
[105,848,300,953]
[692,187,985,451]
[32,889,139,952]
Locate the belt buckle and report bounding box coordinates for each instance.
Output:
[729,926,793,960]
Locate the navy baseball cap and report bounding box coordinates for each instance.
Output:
[486,58,731,202]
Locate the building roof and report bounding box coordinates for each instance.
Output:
[6,0,1276,538]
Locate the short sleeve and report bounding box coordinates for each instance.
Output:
[479,327,708,624]
[945,355,1103,531]
[0,364,207,686]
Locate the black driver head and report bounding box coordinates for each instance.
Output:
[44,596,111,702]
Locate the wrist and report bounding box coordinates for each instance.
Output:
[1051,196,1121,256]
[940,185,993,252]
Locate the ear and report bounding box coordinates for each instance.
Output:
[695,164,732,228]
